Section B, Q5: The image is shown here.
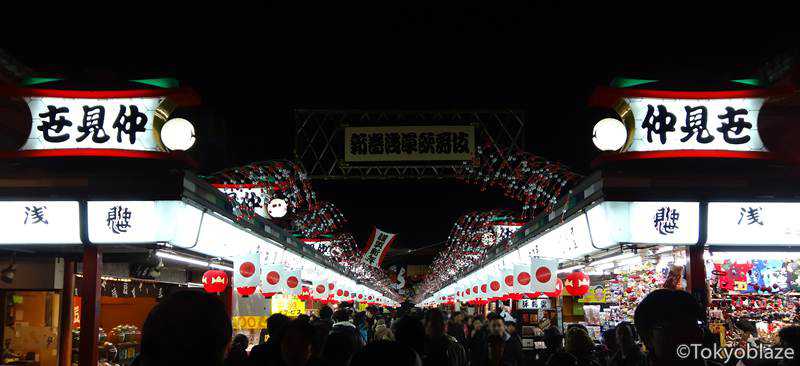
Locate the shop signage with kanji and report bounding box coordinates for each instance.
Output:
[0,201,80,244]
[623,97,766,153]
[707,202,800,245]
[344,125,475,162]
[216,187,268,218]
[22,97,166,152]
[585,201,700,247]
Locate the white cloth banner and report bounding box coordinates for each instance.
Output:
[515,264,532,294]
[284,268,302,295]
[311,278,329,300]
[361,227,398,267]
[531,258,558,293]
[234,252,260,288]
[260,263,286,294]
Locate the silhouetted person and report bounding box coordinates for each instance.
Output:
[394,315,426,358]
[483,313,523,366]
[350,340,422,366]
[634,289,722,366]
[332,308,364,348]
[546,351,579,366]
[565,327,601,366]
[249,313,290,366]
[610,322,645,366]
[137,290,232,366]
[596,327,617,366]
[226,334,249,366]
[468,318,487,366]
[354,312,369,345]
[423,309,468,366]
[775,326,800,366]
[542,326,568,366]
[322,324,360,366]
[448,311,467,345]
[281,318,319,366]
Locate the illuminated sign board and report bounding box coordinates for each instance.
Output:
[0,201,80,244]
[23,96,165,152]
[623,97,766,153]
[87,201,202,245]
[708,202,800,245]
[344,125,475,162]
[587,201,700,246]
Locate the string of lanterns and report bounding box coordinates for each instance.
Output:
[416,210,521,301]
[205,161,400,299]
[461,141,582,218]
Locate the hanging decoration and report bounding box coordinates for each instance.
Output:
[234,253,260,297]
[544,278,563,298]
[461,140,581,219]
[565,271,591,297]
[202,270,229,293]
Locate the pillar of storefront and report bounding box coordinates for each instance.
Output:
[686,245,709,313]
[79,246,102,366]
[224,283,233,317]
[58,259,75,366]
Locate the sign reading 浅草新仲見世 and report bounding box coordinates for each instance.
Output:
[344,125,475,162]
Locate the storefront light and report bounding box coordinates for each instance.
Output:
[704,251,800,261]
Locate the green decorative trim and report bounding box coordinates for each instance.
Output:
[20,77,62,86]
[130,78,180,89]
[611,78,658,88]
[731,78,763,87]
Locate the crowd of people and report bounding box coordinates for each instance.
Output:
[130,289,800,366]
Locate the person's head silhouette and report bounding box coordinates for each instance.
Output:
[634,289,705,365]
[139,290,232,366]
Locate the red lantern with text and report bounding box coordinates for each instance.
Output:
[544,278,563,298]
[565,272,590,297]
[202,270,229,293]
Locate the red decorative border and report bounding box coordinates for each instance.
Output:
[0,149,197,166]
[211,184,266,189]
[589,85,795,108]
[377,233,398,267]
[0,86,201,106]
[592,150,781,167]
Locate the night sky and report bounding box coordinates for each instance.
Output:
[5,4,797,264]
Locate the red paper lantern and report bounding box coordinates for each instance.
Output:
[237,286,257,297]
[544,278,563,298]
[202,270,229,293]
[565,272,590,297]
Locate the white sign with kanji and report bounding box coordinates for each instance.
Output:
[23,97,165,152]
[0,201,80,244]
[624,97,767,153]
[708,202,800,245]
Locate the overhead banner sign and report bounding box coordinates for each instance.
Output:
[623,97,767,153]
[344,125,475,162]
[707,202,800,245]
[361,227,397,267]
[23,96,166,152]
[215,186,269,218]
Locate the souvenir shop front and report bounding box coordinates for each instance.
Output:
[419,80,800,347]
[0,86,396,366]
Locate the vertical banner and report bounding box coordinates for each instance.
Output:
[284,268,302,295]
[531,258,558,293]
[234,252,261,288]
[311,278,329,300]
[361,227,398,267]
[260,263,286,295]
[515,264,532,294]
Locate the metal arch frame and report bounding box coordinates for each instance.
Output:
[294,109,525,180]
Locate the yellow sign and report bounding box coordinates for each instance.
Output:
[578,286,608,303]
[271,294,306,317]
[356,302,368,312]
[232,316,268,330]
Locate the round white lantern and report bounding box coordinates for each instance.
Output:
[592,118,627,152]
[267,198,288,218]
[160,118,196,151]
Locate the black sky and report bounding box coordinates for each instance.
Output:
[4,3,798,263]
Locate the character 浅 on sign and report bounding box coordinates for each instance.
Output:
[24,206,48,225]
[641,105,677,144]
[77,106,110,143]
[680,106,714,143]
[107,206,132,234]
[653,207,680,235]
[401,133,417,154]
[738,207,764,226]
